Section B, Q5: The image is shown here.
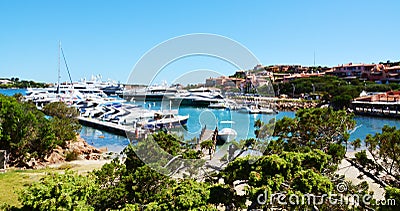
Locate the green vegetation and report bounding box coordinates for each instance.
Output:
[2,107,400,210]
[0,77,48,88]
[0,170,39,208]
[353,125,400,183]
[257,76,400,109]
[0,109,364,209]
[0,95,80,166]
[351,125,400,210]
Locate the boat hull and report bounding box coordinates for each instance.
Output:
[145,117,189,129]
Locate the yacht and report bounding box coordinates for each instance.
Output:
[259,107,276,114]
[217,128,237,144]
[142,110,189,130]
[25,83,109,106]
[216,120,237,144]
[208,99,238,110]
[167,88,225,107]
[238,105,260,114]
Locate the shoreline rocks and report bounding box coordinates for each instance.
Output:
[274,101,319,111]
[25,135,106,169]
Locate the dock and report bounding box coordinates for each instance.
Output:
[77,116,148,139]
[196,126,217,151]
[351,101,400,118]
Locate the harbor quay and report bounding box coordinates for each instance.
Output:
[351,101,400,118]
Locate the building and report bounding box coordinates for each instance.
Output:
[359,65,400,83]
[330,63,375,79]
[264,65,303,73]
[0,79,12,85]
[205,76,240,88]
[279,71,325,83]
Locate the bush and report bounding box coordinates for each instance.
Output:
[19,171,97,210]
[65,150,79,161]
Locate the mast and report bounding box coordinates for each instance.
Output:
[60,44,73,85]
[57,41,61,93]
[313,50,316,67]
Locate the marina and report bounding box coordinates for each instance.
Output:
[2,88,400,153]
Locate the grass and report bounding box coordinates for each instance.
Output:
[0,161,109,208]
[0,169,47,208]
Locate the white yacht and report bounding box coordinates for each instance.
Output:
[259,107,276,114]
[142,110,189,130]
[217,120,237,144]
[238,105,260,114]
[167,88,225,107]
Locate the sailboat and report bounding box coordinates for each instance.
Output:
[25,42,108,105]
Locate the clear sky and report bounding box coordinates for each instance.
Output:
[0,0,399,84]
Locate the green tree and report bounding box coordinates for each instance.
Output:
[0,95,58,165]
[273,108,355,161]
[356,125,400,181]
[200,140,214,160]
[43,102,81,145]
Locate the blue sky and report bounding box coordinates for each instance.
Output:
[0,0,399,84]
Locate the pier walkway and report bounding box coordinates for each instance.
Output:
[196,126,217,152]
[77,116,148,139]
[351,101,400,118]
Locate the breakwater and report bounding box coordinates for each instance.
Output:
[229,96,320,111]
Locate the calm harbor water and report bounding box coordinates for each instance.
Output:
[1,89,400,153]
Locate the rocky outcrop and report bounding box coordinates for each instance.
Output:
[44,151,65,164]
[66,135,102,155]
[24,135,105,168]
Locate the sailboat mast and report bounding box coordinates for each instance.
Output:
[313,50,316,67]
[60,44,73,85]
[57,41,61,93]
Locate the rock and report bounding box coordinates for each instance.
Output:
[45,151,65,164]
[26,158,37,168]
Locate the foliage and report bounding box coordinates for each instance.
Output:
[155,179,216,210]
[331,94,353,110]
[272,75,400,109]
[383,186,400,211]
[0,96,82,165]
[42,101,79,119]
[43,102,81,144]
[12,108,395,210]
[273,108,355,161]
[200,140,214,160]
[65,150,79,161]
[354,150,375,169]
[0,95,55,164]
[19,171,97,210]
[219,150,333,209]
[354,125,400,183]
[0,78,48,89]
